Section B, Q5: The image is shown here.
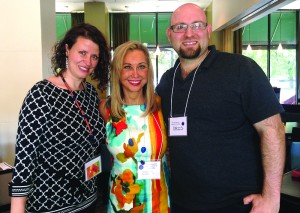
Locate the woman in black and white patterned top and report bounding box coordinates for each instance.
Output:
[9,23,110,213]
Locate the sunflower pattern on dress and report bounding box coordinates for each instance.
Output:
[105,102,170,213]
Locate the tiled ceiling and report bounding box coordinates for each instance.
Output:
[55,0,213,12]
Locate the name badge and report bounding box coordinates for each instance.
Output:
[84,155,102,181]
[137,160,161,180]
[169,116,187,136]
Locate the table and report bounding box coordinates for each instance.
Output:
[281,170,300,198]
[280,169,300,212]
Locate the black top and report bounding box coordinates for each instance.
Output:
[10,80,105,212]
[156,45,284,210]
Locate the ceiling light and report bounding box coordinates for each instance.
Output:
[155,45,161,56]
[277,12,283,53]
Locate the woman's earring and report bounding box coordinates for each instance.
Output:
[55,68,62,76]
[66,57,68,69]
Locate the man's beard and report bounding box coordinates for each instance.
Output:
[179,46,201,59]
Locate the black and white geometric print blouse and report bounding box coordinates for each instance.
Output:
[10,80,105,213]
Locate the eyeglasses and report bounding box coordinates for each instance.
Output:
[170,21,208,33]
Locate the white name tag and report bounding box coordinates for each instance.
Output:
[169,116,187,136]
[137,160,161,180]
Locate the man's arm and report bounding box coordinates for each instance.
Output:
[244,113,285,213]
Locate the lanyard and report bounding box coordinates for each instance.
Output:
[170,62,200,117]
[170,51,210,118]
[60,75,94,142]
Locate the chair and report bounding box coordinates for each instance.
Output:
[291,127,300,141]
[290,141,300,170]
[284,128,300,171]
[0,169,13,212]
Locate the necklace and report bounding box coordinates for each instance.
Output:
[60,75,94,144]
[125,105,163,166]
[59,74,85,91]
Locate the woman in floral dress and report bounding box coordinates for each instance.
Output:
[99,41,170,213]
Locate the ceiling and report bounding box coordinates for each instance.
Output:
[55,0,300,13]
[281,0,300,9]
[55,0,213,13]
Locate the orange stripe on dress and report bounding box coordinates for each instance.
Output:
[149,111,164,212]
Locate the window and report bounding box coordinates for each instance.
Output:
[56,13,71,41]
[130,13,156,46]
[242,16,268,75]
[270,12,297,104]
[128,13,175,86]
[242,11,298,104]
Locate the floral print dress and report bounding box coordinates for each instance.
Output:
[105,103,170,213]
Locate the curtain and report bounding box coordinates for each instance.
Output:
[222,27,234,53]
[222,27,242,54]
[71,13,84,26]
[112,13,129,50]
[233,28,243,54]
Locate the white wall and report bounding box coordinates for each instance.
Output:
[212,0,295,31]
[0,0,55,165]
[41,0,57,78]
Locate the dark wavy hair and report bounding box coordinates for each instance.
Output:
[51,23,110,91]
